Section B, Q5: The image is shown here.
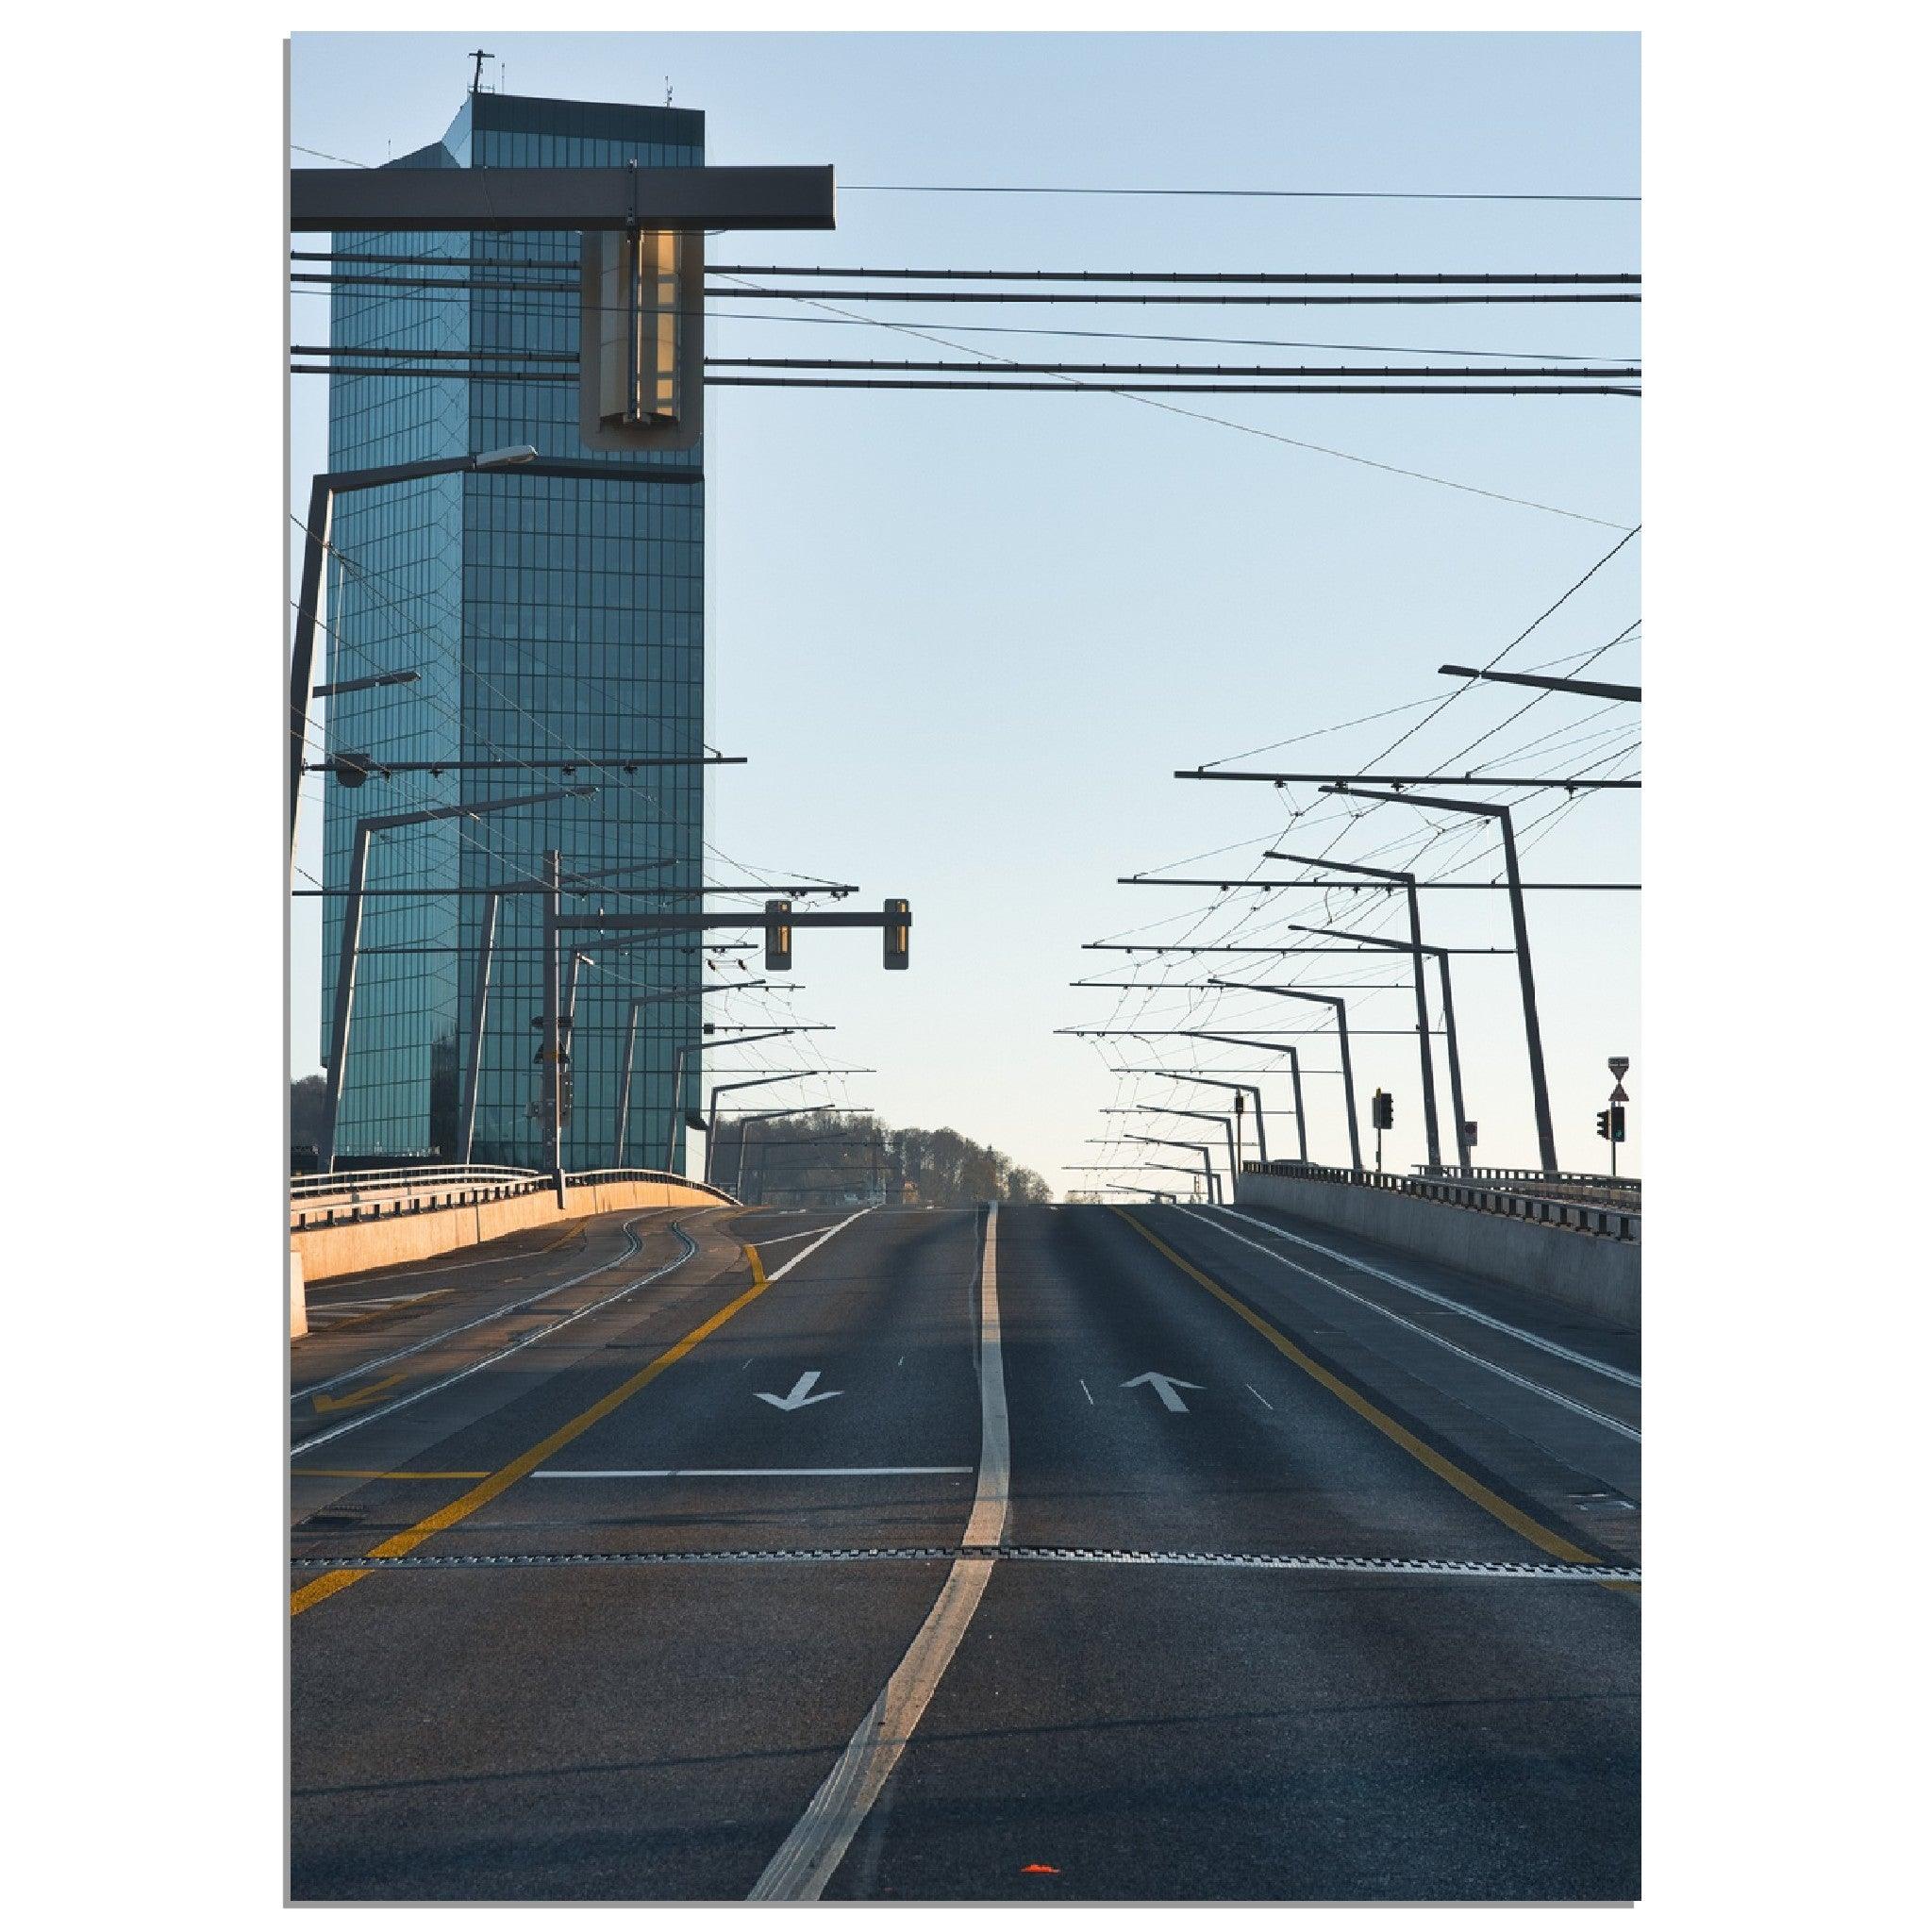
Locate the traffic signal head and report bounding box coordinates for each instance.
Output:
[764,899,792,973]
[1373,1090,1394,1130]
[1609,1104,1626,1142]
[884,897,910,971]
[1596,1109,1612,1141]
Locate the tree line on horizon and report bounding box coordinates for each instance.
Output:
[290,1079,1050,1205]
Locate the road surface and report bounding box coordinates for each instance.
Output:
[290,1199,1640,1901]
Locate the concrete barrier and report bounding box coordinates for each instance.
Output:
[1234,1170,1640,1329]
[291,1176,733,1284]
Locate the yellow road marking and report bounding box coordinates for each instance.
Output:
[1109,1208,1606,1570]
[535,1218,589,1256]
[291,1243,771,1617]
[294,1470,490,1481]
[311,1371,409,1414]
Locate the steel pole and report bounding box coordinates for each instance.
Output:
[289,474,333,874]
[458,890,502,1163]
[666,1043,692,1174]
[318,821,373,1173]
[1497,810,1560,1172]
[613,1002,643,1167]
[1437,954,1473,1174]
[1404,880,1444,1171]
[1333,1008,1363,1171]
[543,850,565,1200]
[1286,1047,1308,1161]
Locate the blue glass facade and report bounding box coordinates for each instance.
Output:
[321,92,706,1169]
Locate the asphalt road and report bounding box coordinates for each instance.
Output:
[290,1199,1640,1902]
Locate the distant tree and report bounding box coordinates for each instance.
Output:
[716,1109,1055,1208]
[291,1074,328,1150]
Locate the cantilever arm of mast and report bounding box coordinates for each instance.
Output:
[1174,768,1636,787]
[1438,664,1641,702]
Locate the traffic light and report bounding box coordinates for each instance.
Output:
[883,897,910,971]
[1373,1090,1394,1130]
[1596,1109,1612,1141]
[1609,1104,1626,1142]
[764,898,792,973]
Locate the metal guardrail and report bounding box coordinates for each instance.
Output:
[567,1167,740,1207]
[1420,1164,1641,1196]
[1242,1159,1640,1242]
[289,1162,738,1231]
[290,1163,541,1202]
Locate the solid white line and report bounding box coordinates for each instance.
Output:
[750,1201,1008,1901]
[1176,1207,1639,1443]
[291,1225,698,1457]
[530,1466,973,1479]
[292,1205,873,1462]
[758,1208,873,1288]
[1208,1204,1639,1389]
[310,1292,438,1311]
[1244,1383,1274,1411]
[292,1216,654,1402]
[1079,1378,1094,1406]
[745,1224,842,1248]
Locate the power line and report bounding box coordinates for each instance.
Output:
[296,365,1638,397]
[294,282,1626,361]
[709,358,1641,380]
[708,266,1640,286]
[707,377,1637,397]
[839,182,1640,204]
[708,289,1639,308]
[300,514,848,894]
[291,142,371,168]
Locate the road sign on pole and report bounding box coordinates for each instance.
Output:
[1608,1055,1630,1078]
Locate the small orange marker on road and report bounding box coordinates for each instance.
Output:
[1020,1864,1059,1875]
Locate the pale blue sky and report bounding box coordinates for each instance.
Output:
[290,30,1640,1189]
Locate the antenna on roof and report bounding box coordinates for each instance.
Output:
[468,47,494,95]
[665,75,675,107]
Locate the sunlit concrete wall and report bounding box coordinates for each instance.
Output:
[291,1176,734,1284]
[1234,1171,1640,1329]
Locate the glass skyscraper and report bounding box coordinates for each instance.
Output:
[320,91,706,1170]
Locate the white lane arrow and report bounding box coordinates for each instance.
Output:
[1121,1371,1204,1413]
[756,1370,845,1412]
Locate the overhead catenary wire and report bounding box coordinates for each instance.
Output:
[705,377,1638,397]
[707,266,1640,286]
[839,183,1640,204]
[707,288,1639,307]
[708,357,1640,379]
[292,279,1626,360]
[301,266,1637,517]
[299,367,1638,397]
[710,272,1636,529]
[299,514,851,895]
[287,149,1636,200]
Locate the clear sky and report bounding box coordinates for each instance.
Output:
[289,29,1640,1191]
